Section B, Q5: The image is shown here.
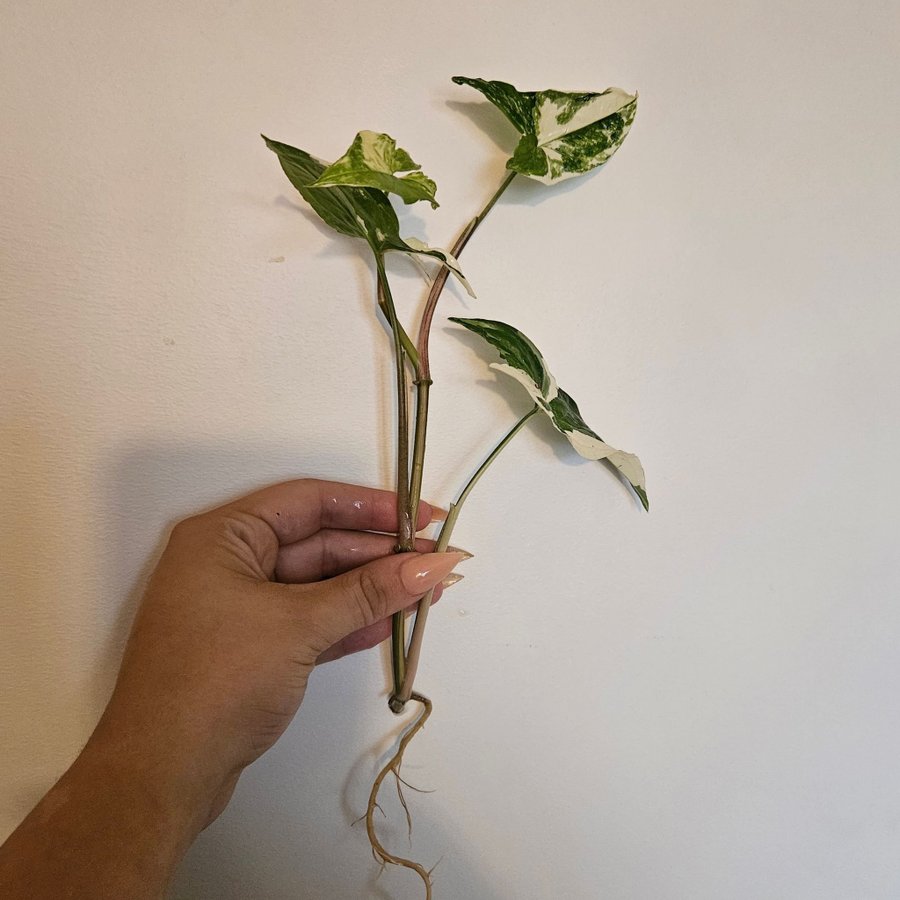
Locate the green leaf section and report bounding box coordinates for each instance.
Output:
[448,316,553,400]
[263,135,397,245]
[263,134,469,292]
[451,77,535,134]
[311,131,439,209]
[452,76,637,184]
[450,316,648,510]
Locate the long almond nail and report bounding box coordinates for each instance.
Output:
[446,545,474,560]
[399,552,468,595]
[441,573,465,588]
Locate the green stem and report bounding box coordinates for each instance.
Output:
[376,253,414,694]
[396,172,516,691]
[392,405,540,710]
[406,171,516,513]
[408,379,430,520]
[390,172,517,712]
[415,171,516,381]
[372,242,421,375]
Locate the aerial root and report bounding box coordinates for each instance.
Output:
[353,802,385,827]
[365,692,434,900]
[395,771,435,794]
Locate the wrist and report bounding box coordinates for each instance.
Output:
[84,700,231,840]
[0,718,214,899]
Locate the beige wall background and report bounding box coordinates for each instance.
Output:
[2,1,899,897]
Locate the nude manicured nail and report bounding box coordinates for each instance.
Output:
[441,573,465,588]
[400,552,468,594]
[446,545,474,561]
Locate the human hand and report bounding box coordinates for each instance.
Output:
[0,478,468,898]
[90,478,466,830]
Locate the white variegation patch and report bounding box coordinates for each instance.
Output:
[490,363,558,405]
[401,237,475,297]
[312,130,438,207]
[358,131,393,168]
[535,88,635,145]
[404,249,435,286]
[529,91,637,185]
[562,429,647,493]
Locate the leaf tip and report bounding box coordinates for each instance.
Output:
[634,485,650,512]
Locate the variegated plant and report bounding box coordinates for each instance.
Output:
[452,76,637,183]
[264,74,644,899]
[449,317,648,510]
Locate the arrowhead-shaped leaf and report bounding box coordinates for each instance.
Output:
[263,135,469,292]
[449,316,648,510]
[310,131,438,208]
[452,76,637,185]
[263,135,398,245]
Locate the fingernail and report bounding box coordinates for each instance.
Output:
[446,545,474,561]
[441,572,465,588]
[430,506,449,523]
[399,551,468,594]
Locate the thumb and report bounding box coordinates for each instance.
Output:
[299,551,468,648]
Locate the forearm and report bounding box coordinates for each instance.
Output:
[0,725,210,899]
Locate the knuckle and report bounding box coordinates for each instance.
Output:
[353,568,390,624]
[218,509,260,542]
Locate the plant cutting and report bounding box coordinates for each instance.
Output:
[264,75,647,897]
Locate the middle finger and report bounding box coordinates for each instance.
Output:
[275,529,436,583]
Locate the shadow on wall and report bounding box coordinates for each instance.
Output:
[92,436,387,706]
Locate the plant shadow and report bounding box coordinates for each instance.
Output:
[445,100,515,153]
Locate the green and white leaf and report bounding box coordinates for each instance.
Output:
[547,388,649,511]
[449,316,648,510]
[452,76,637,184]
[450,77,536,134]
[263,135,471,293]
[263,135,399,245]
[449,316,556,400]
[310,131,438,208]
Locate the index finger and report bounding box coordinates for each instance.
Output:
[223,478,443,546]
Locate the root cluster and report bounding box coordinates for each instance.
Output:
[364,692,434,899]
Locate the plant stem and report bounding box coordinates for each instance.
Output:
[408,379,430,520]
[408,172,517,498]
[371,243,421,375]
[393,405,540,708]
[416,170,516,381]
[387,172,517,710]
[376,253,414,693]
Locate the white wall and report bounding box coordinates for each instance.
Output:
[3,1,900,897]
